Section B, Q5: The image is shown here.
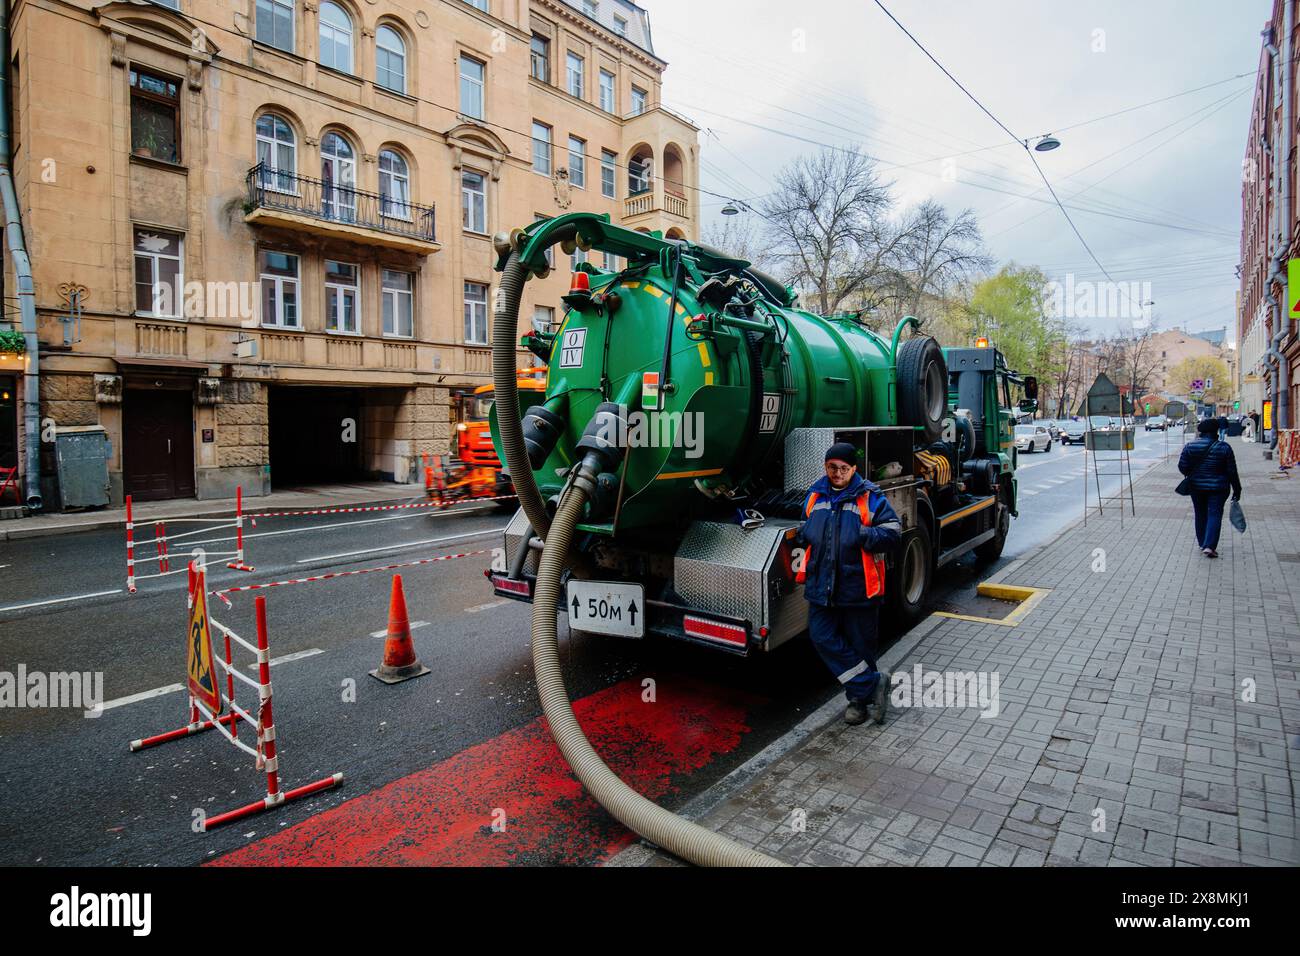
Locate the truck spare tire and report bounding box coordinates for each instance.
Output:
[896,336,948,443]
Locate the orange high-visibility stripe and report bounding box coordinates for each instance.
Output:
[856,494,885,600]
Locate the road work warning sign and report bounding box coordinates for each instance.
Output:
[1290,259,1300,316]
[187,570,221,713]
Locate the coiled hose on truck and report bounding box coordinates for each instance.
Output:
[491,238,783,867]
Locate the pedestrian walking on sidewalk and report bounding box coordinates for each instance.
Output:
[1178,419,1242,559]
[795,442,902,726]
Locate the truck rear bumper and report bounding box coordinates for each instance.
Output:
[488,572,756,656]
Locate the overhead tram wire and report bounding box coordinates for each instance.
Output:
[870,0,1180,310]
[672,102,1237,240]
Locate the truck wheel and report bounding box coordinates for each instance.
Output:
[896,337,948,443]
[888,522,932,625]
[975,490,1010,562]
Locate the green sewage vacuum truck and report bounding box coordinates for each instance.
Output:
[485,212,1037,656]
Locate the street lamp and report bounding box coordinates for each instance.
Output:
[1032,134,1061,152]
[721,201,740,216]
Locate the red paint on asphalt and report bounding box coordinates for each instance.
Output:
[209,675,765,866]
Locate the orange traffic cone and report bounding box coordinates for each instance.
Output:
[369,574,431,684]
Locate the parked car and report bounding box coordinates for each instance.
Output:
[1060,420,1087,445]
[1015,423,1052,453]
[1145,414,1167,431]
[1088,415,1113,433]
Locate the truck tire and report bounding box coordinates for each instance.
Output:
[897,337,948,443]
[975,487,1011,562]
[888,522,932,625]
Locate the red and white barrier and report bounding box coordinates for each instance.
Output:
[244,494,516,521]
[126,487,252,592]
[211,549,490,607]
[129,560,342,830]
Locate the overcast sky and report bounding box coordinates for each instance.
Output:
[646,0,1268,342]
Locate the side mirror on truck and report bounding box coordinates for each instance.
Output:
[1019,375,1039,413]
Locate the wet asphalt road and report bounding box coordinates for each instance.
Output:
[0,429,1175,865]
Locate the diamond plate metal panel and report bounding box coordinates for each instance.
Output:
[675,520,793,627]
[502,507,538,576]
[784,427,836,493]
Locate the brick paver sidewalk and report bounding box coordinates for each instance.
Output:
[619,439,1299,867]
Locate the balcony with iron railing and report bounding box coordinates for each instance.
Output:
[244,163,440,255]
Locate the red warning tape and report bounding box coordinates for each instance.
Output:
[211,549,492,606]
[244,495,516,521]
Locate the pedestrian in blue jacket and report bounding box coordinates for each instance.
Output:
[1178,419,1242,558]
[796,442,902,725]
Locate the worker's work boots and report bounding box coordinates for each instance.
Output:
[867,672,891,725]
[843,700,871,725]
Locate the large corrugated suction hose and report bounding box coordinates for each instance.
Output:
[531,471,785,867]
[493,249,553,538]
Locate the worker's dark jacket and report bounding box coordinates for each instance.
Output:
[795,473,902,608]
[1178,437,1242,498]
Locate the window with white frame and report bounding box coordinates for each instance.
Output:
[604,251,622,272]
[459,54,485,119]
[321,131,356,221]
[531,121,552,175]
[535,214,553,267]
[462,169,487,234]
[532,305,554,334]
[259,250,300,328]
[255,113,296,192]
[324,260,360,334]
[464,281,489,344]
[568,136,586,188]
[599,69,615,113]
[630,85,647,116]
[133,228,183,318]
[463,0,488,11]
[570,245,588,271]
[319,2,353,74]
[152,0,180,8]
[382,269,414,337]
[378,149,411,219]
[566,52,584,99]
[601,149,616,198]
[376,25,406,94]
[255,0,294,52]
[530,34,549,82]
[613,14,628,37]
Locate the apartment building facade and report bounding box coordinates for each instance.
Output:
[1,0,698,507]
[1239,0,1298,433]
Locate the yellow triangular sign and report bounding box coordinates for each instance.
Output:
[187,571,221,714]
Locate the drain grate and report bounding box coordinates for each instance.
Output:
[1278,554,1300,563]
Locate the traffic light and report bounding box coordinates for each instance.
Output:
[1234,401,1240,410]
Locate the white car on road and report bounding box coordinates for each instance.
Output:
[1015,423,1053,453]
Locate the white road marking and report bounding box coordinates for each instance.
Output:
[370,621,429,638]
[465,600,509,613]
[296,526,507,564]
[0,589,123,613]
[97,648,322,712]
[99,683,184,712]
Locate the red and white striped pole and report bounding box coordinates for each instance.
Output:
[227,485,254,572]
[125,495,137,593]
[255,596,279,804]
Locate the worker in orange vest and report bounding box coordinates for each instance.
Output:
[795,442,902,725]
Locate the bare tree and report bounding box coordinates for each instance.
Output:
[700,214,765,269]
[760,147,903,316]
[895,201,992,322]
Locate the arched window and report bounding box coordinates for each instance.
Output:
[319,2,353,74]
[255,113,296,192]
[376,25,406,94]
[378,149,411,220]
[320,132,356,221]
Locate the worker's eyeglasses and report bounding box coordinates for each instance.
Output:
[825,462,855,474]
